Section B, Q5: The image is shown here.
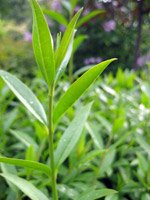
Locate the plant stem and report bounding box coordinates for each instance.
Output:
[48,84,58,200]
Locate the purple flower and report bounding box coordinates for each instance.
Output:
[137,57,144,66]
[112,1,119,7]
[103,20,116,32]
[23,31,32,42]
[84,57,102,65]
[95,2,103,9]
[83,8,90,16]
[47,19,53,27]
[51,0,61,11]
[137,52,150,66]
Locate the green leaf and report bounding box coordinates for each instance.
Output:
[1,163,18,193]
[30,0,55,87]
[43,9,68,26]
[75,188,117,200]
[96,115,112,133]
[78,149,107,166]
[73,65,93,78]
[136,134,150,156]
[77,10,105,28]
[62,1,72,13]
[56,32,62,51]
[99,149,116,176]
[85,123,103,149]
[73,34,87,53]
[0,70,47,125]
[10,129,38,149]
[55,102,92,168]
[55,8,83,69]
[55,30,76,83]
[0,173,49,200]
[70,0,78,10]
[53,58,117,122]
[0,157,51,176]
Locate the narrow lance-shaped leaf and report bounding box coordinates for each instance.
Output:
[0,173,49,200]
[77,10,105,28]
[53,58,117,122]
[43,9,68,26]
[54,102,92,168]
[10,129,39,149]
[70,0,78,10]
[136,134,150,156]
[55,30,76,82]
[0,157,51,176]
[73,34,87,54]
[30,0,55,87]
[55,8,83,69]
[0,70,47,125]
[75,188,117,200]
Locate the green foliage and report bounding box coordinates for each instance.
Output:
[0,20,35,77]
[0,0,116,199]
[54,102,92,168]
[0,157,51,176]
[30,0,55,87]
[55,8,83,70]
[54,58,116,122]
[0,70,47,125]
[0,0,150,200]
[0,173,49,200]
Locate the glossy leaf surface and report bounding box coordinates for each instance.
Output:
[54,58,117,122]
[0,70,47,125]
[75,188,117,200]
[1,173,49,200]
[55,8,83,69]
[30,0,55,87]
[0,157,51,176]
[55,30,76,82]
[54,102,92,168]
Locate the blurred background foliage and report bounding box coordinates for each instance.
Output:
[0,0,150,76]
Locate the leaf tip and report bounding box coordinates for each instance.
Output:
[110,58,118,62]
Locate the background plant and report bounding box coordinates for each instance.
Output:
[0,0,117,199]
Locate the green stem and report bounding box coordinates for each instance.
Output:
[48,85,58,200]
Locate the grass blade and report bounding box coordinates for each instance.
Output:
[0,70,47,125]
[53,58,117,122]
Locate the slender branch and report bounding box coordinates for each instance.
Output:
[48,84,58,200]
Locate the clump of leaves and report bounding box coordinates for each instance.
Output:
[0,0,117,199]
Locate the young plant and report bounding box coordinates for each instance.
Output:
[43,0,105,82]
[0,0,117,199]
